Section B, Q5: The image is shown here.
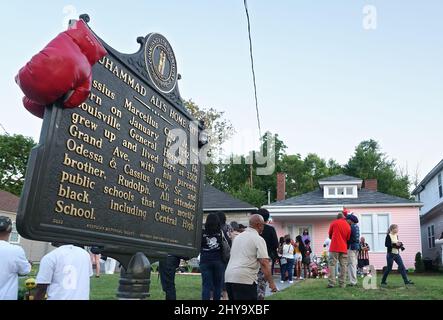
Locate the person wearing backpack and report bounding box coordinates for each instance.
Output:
[200,213,225,300]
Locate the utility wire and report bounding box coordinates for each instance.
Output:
[243,0,262,140]
[0,123,9,135]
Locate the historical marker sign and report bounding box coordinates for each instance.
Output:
[17,21,204,260]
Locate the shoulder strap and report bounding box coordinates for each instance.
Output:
[221,230,229,246]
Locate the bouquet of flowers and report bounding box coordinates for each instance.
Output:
[318,250,329,278]
[310,260,319,278]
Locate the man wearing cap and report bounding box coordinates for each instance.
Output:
[0,216,32,300]
[327,212,351,288]
[346,214,360,287]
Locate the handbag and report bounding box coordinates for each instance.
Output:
[220,230,231,264]
[280,244,292,265]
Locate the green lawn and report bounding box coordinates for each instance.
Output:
[90,273,202,300]
[20,270,442,300]
[90,273,443,300]
[267,274,443,300]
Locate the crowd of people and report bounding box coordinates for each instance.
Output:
[0,206,418,300]
[0,216,117,300]
[195,209,278,300]
[190,207,416,300]
[275,232,312,283]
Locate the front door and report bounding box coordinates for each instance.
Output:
[286,224,313,243]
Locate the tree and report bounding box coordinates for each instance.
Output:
[208,132,288,205]
[231,184,267,208]
[280,153,305,197]
[184,99,234,156]
[280,153,344,197]
[184,100,234,185]
[0,134,36,196]
[249,132,287,202]
[344,139,411,199]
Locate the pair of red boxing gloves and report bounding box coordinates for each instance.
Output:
[15,20,107,118]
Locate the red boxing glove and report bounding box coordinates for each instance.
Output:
[16,20,107,118]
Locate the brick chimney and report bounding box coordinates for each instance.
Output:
[276,172,286,201]
[364,179,378,192]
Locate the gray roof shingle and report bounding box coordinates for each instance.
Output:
[203,185,257,212]
[318,174,361,182]
[268,188,418,207]
[0,190,19,213]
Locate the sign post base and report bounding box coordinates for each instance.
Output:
[116,252,151,300]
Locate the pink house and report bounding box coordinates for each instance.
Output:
[263,174,422,270]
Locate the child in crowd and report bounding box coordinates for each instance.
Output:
[293,238,302,280]
[302,239,312,279]
[358,237,370,277]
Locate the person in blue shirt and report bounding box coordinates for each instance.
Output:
[346,214,360,286]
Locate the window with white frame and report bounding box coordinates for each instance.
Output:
[428,225,435,249]
[346,187,354,196]
[438,174,442,198]
[8,222,20,244]
[325,186,357,198]
[360,214,390,252]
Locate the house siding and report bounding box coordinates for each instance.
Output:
[271,206,421,270]
[421,214,443,266]
[351,207,421,270]
[272,218,332,255]
[416,168,443,215]
[415,163,443,267]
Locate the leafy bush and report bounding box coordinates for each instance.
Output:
[415,252,425,273]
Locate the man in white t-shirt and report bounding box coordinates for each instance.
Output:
[0,216,32,300]
[225,214,278,300]
[35,243,93,300]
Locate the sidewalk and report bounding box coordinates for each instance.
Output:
[265,275,298,297]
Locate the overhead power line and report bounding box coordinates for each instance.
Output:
[243,0,262,140]
[0,123,9,135]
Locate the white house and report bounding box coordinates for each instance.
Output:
[412,159,443,268]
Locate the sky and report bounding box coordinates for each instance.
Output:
[0,0,442,183]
